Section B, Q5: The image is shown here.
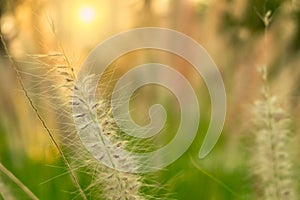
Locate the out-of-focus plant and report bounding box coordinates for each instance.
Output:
[250,66,297,200]
[249,7,298,200]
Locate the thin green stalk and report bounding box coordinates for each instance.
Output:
[190,155,242,199]
[0,162,38,200]
[0,34,87,200]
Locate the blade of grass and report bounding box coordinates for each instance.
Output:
[0,34,87,200]
[0,190,4,200]
[0,162,38,200]
[190,155,242,199]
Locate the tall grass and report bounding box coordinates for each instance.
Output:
[0,1,299,199]
[0,27,160,199]
[249,7,298,199]
[0,33,87,200]
[250,66,297,200]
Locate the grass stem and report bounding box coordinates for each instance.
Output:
[0,34,87,200]
[0,162,39,200]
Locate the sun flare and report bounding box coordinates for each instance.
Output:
[78,5,96,23]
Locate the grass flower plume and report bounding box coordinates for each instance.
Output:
[250,66,297,200]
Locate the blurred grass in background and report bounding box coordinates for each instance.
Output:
[0,0,300,199]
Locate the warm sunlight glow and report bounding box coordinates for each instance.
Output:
[78,5,96,23]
